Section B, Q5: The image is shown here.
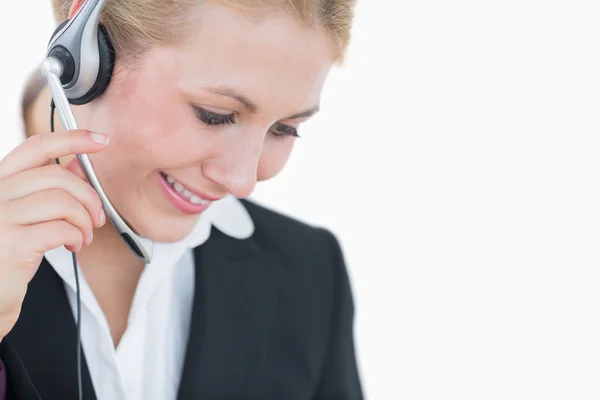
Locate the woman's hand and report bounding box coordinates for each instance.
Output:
[0,130,109,340]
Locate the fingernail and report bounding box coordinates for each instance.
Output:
[89,132,109,145]
[88,231,94,244]
[99,209,106,226]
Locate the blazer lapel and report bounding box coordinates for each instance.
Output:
[2,258,97,400]
[178,227,282,399]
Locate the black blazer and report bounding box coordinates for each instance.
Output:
[0,200,363,399]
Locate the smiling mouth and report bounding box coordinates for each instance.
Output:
[159,172,213,205]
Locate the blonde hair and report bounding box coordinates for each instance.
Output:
[51,0,356,65]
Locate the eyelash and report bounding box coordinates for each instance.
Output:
[194,107,236,125]
[193,106,300,139]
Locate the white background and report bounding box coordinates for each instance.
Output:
[2,1,600,399]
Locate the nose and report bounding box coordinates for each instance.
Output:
[201,133,263,199]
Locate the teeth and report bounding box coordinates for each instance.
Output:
[173,181,184,192]
[189,195,204,205]
[163,173,209,205]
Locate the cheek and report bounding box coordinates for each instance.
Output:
[257,139,295,181]
[94,76,191,167]
[95,109,179,172]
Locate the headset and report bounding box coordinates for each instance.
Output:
[42,0,153,263]
[40,1,153,398]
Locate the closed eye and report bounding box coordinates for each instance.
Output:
[270,123,300,139]
[193,106,236,126]
[193,105,299,138]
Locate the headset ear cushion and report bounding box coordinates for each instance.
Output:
[70,23,116,105]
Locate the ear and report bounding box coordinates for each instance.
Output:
[68,0,87,19]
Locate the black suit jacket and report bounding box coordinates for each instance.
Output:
[0,200,363,399]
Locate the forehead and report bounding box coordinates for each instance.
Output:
[170,2,335,114]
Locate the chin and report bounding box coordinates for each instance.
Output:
[120,206,200,243]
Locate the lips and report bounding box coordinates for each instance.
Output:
[158,172,216,214]
[160,172,210,205]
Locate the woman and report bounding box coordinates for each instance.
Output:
[0,0,361,399]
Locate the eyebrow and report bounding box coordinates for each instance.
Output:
[206,86,258,113]
[285,105,320,120]
[204,85,320,120]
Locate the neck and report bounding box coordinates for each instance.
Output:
[24,82,145,274]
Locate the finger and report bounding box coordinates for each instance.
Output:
[6,189,95,246]
[22,219,85,255]
[0,130,109,179]
[63,155,93,185]
[0,163,105,228]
